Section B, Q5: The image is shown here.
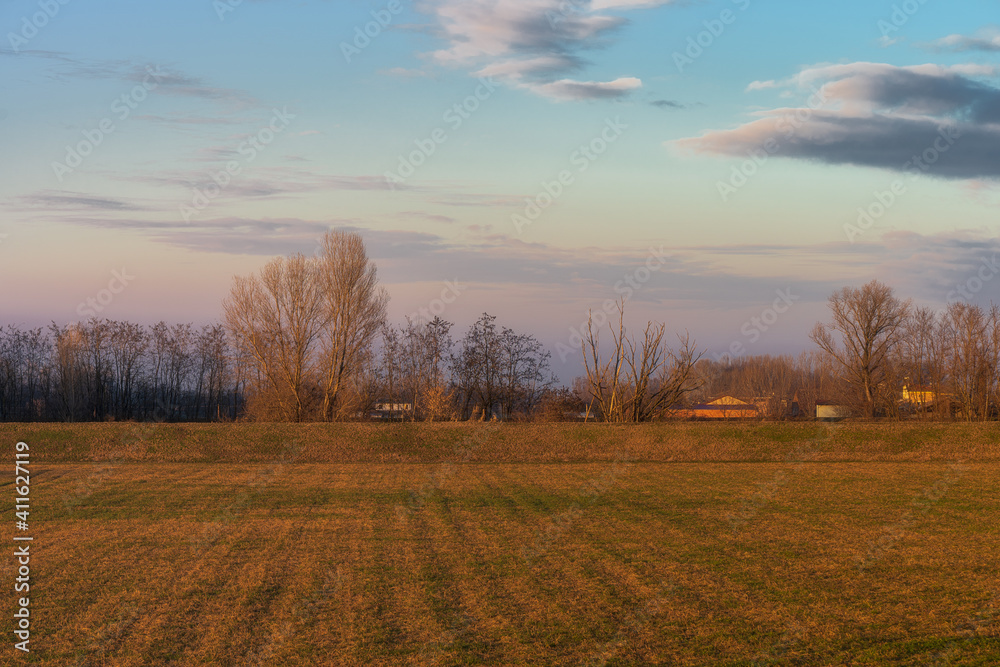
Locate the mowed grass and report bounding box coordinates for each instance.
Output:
[9,420,1000,464]
[3,445,999,665]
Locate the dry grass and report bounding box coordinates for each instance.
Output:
[2,448,999,665]
[6,420,1000,464]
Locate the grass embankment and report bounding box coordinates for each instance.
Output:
[4,420,1000,463]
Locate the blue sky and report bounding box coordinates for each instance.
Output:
[2,0,1000,380]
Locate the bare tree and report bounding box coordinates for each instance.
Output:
[581,301,702,422]
[452,314,552,420]
[897,307,943,419]
[316,230,389,421]
[941,302,991,421]
[108,320,147,420]
[810,280,910,419]
[224,254,326,421]
[223,230,386,422]
[49,323,89,421]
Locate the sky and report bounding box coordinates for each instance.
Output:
[2,0,1000,381]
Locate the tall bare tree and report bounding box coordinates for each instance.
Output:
[224,254,326,421]
[223,230,386,421]
[810,280,910,419]
[941,302,992,421]
[316,230,388,421]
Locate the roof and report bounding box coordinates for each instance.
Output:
[708,396,750,405]
[688,404,758,412]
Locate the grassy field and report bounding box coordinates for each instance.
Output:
[2,423,999,665]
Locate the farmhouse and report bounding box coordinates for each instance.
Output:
[682,396,760,420]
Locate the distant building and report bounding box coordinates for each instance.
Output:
[371,402,413,420]
[901,385,936,406]
[682,396,760,420]
[816,402,849,421]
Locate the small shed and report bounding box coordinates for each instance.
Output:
[816,402,849,421]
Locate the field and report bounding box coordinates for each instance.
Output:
[2,422,999,665]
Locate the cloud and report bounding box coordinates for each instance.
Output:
[116,167,404,199]
[126,65,258,109]
[591,0,676,8]
[3,50,259,113]
[51,216,1000,318]
[14,191,145,212]
[419,0,674,100]
[523,76,642,100]
[651,99,684,109]
[676,62,1000,180]
[396,210,458,224]
[925,27,1000,53]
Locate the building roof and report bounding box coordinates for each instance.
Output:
[688,404,758,412]
[708,396,751,405]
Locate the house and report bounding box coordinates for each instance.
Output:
[901,384,936,406]
[816,401,849,421]
[371,402,413,420]
[682,396,760,420]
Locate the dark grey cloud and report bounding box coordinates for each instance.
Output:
[677,63,1000,180]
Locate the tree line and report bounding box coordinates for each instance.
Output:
[2,232,998,422]
[0,321,236,422]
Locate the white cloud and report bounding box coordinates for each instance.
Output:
[925,27,1000,53]
[419,0,673,100]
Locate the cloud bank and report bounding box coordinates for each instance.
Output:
[676,62,1000,179]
